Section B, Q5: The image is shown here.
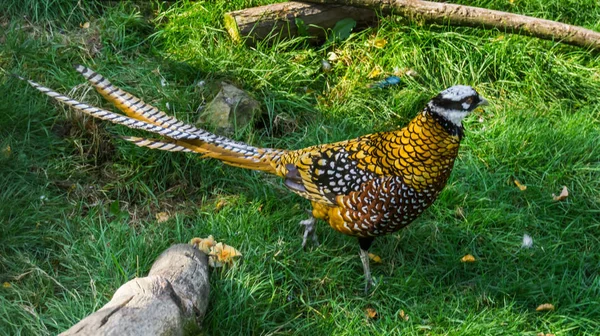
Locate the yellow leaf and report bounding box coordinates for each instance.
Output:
[373,38,387,49]
[514,179,527,191]
[552,186,568,201]
[536,303,555,312]
[155,212,170,223]
[399,309,410,321]
[493,35,505,42]
[1,145,10,158]
[367,66,382,79]
[2,282,10,288]
[461,254,476,263]
[215,199,228,212]
[365,307,378,319]
[81,22,90,29]
[190,235,216,254]
[209,242,242,267]
[368,253,382,263]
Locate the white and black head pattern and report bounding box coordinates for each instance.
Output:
[427,85,488,131]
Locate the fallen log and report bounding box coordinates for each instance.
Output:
[226,1,600,50]
[60,244,210,336]
[305,0,600,50]
[224,1,377,44]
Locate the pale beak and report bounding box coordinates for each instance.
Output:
[478,96,489,106]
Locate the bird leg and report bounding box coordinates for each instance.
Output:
[358,237,376,293]
[359,248,375,293]
[299,213,319,248]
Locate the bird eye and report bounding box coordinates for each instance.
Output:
[464,97,474,105]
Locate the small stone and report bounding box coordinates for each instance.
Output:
[198,82,262,133]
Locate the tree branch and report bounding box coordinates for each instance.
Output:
[303,0,600,49]
[60,244,210,336]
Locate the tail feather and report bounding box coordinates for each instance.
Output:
[24,78,200,141]
[21,67,289,176]
[74,65,207,136]
[121,136,195,153]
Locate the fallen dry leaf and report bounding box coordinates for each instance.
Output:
[155,212,170,223]
[2,282,10,288]
[365,307,378,319]
[190,235,216,254]
[455,206,466,219]
[552,186,568,201]
[493,35,505,42]
[399,309,410,321]
[537,333,555,336]
[373,38,387,49]
[367,65,383,79]
[461,254,476,263]
[209,242,242,267]
[215,199,228,212]
[81,22,90,29]
[368,253,382,263]
[327,52,338,62]
[514,179,527,191]
[2,145,11,158]
[536,303,555,312]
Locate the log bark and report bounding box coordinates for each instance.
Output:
[60,244,210,336]
[304,0,600,50]
[224,1,377,44]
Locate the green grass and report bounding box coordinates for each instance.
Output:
[1,0,600,334]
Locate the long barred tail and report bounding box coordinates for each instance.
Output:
[20,65,288,175]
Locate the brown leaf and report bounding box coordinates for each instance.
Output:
[155,212,170,223]
[460,254,476,263]
[365,307,378,319]
[368,253,382,263]
[399,309,409,321]
[536,303,555,312]
[514,179,527,191]
[552,186,568,201]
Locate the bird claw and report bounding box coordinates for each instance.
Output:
[364,275,377,294]
[299,217,319,248]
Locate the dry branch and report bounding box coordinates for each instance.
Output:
[224,1,377,43]
[304,0,600,49]
[60,244,210,336]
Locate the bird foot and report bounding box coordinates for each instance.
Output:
[299,216,319,248]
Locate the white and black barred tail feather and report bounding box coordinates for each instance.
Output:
[74,65,207,136]
[121,136,194,153]
[21,68,289,176]
[24,79,201,141]
[73,65,279,161]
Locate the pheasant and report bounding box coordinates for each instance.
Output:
[21,66,488,292]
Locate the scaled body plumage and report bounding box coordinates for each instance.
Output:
[22,66,488,292]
